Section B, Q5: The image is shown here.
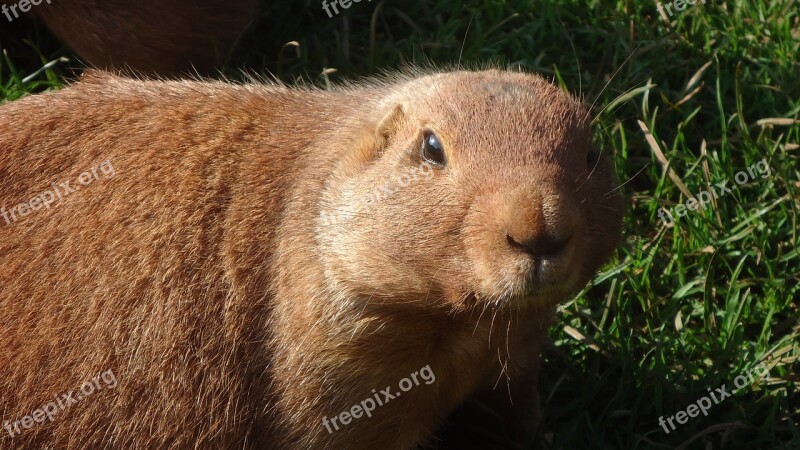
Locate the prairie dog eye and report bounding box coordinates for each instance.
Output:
[421,131,446,166]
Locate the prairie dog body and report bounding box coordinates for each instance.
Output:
[0,69,622,449]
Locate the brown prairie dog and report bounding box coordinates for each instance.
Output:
[25,0,258,74]
[0,69,623,449]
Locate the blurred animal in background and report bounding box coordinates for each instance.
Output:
[2,0,259,75]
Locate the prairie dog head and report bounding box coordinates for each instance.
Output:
[317,70,622,311]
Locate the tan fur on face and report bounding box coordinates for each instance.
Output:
[319,71,621,310]
[0,68,622,449]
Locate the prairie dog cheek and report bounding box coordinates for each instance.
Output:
[316,185,432,296]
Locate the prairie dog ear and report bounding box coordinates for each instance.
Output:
[347,104,406,167]
[376,104,406,147]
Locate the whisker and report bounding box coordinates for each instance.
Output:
[556,12,582,102]
[604,161,651,198]
[583,43,641,125]
[457,15,475,70]
[575,146,608,193]
[597,114,640,134]
[590,75,655,126]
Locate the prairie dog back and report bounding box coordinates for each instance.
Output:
[0,73,320,448]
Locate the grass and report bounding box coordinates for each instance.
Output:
[1,0,798,448]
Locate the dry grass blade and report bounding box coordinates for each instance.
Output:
[684,60,713,93]
[563,325,610,356]
[637,120,694,200]
[755,118,800,127]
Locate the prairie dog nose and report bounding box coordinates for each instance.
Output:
[507,230,570,256]
[503,187,576,257]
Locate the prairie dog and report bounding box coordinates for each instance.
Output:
[26,0,258,74]
[0,69,623,449]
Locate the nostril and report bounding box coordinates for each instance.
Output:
[506,232,570,257]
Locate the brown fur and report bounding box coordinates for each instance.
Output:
[0,68,623,449]
[29,0,257,74]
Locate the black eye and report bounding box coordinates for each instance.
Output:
[586,148,600,170]
[421,131,446,166]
